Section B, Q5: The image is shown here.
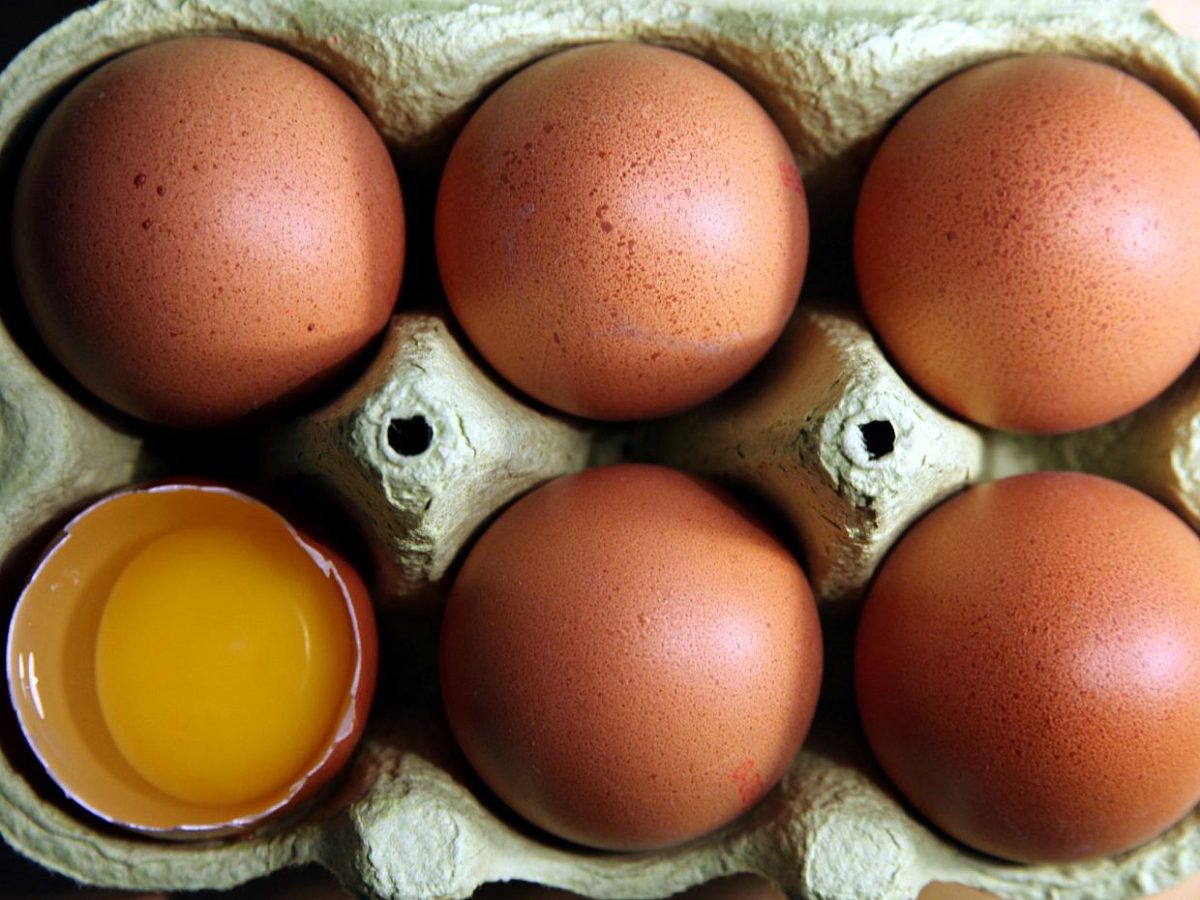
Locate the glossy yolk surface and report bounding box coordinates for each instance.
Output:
[94,523,355,807]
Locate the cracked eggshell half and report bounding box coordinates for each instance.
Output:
[6,482,378,838]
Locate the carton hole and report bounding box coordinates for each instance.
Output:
[388,416,433,457]
[858,420,895,460]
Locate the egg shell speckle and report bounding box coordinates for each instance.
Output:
[435,42,808,421]
[854,55,1200,434]
[438,464,822,851]
[855,471,1200,863]
[12,36,406,428]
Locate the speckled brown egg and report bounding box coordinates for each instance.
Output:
[855,472,1200,863]
[434,42,809,421]
[439,464,822,850]
[854,55,1200,433]
[12,36,405,428]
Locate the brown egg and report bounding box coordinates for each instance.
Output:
[854,55,1200,433]
[12,37,405,428]
[435,42,808,421]
[855,472,1200,863]
[439,464,822,850]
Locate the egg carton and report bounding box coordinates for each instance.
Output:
[1,0,1199,897]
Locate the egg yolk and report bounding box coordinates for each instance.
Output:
[94,523,355,807]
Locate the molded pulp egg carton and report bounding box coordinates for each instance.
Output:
[1,1,1199,898]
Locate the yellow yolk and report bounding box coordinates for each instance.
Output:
[94,523,355,808]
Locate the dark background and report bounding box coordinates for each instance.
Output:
[4,3,1198,900]
[1,2,91,71]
